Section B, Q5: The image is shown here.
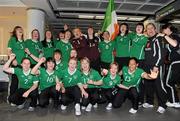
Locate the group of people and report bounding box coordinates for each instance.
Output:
[3,22,180,116]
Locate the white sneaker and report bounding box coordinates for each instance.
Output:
[85,103,92,112]
[129,108,137,114]
[93,103,98,108]
[157,106,166,114]
[81,106,86,110]
[166,102,174,107]
[174,102,180,108]
[75,103,81,116]
[106,103,112,110]
[28,107,35,112]
[10,103,16,107]
[61,105,67,111]
[143,103,154,108]
[17,103,25,109]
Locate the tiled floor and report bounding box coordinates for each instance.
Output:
[0,92,179,121]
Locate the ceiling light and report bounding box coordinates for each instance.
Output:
[117,16,128,20]
[170,19,180,24]
[78,15,94,19]
[127,16,146,21]
[95,16,104,19]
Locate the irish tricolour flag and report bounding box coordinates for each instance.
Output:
[102,0,119,40]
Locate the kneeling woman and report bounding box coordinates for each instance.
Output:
[58,57,82,116]
[3,54,38,111]
[112,57,158,114]
[79,57,102,112]
[31,57,61,109]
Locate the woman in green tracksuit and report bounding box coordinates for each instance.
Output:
[99,31,115,69]
[56,30,72,63]
[25,29,43,66]
[31,57,61,109]
[114,23,131,70]
[7,26,26,102]
[42,30,55,59]
[3,54,38,112]
[79,57,102,112]
[101,62,121,110]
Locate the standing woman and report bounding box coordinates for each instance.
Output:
[25,29,43,66]
[161,23,180,108]
[99,31,115,69]
[71,28,88,60]
[114,23,131,70]
[42,30,55,59]
[7,26,26,102]
[86,27,100,72]
[56,30,72,62]
[80,57,102,112]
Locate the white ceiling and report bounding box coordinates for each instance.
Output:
[0,0,176,33]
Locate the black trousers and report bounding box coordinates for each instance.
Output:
[115,57,130,71]
[144,65,167,108]
[9,88,38,107]
[61,86,81,106]
[137,60,145,104]
[90,58,101,73]
[100,88,117,103]
[166,61,180,103]
[8,74,18,99]
[81,88,99,106]
[39,86,59,107]
[112,87,139,110]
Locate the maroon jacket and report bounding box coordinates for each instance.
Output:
[71,36,88,59]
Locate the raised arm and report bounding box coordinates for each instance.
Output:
[157,33,177,47]
[3,54,16,74]
[31,57,46,75]
[25,48,40,62]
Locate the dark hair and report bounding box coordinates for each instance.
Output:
[146,23,156,30]
[11,26,24,42]
[161,23,178,33]
[21,57,31,65]
[42,30,54,48]
[31,29,40,41]
[136,23,144,34]
[45,57,56,70]
[119,23,129,36]
[53,49,62,59]
[128,57,139,64]
[64,29,73,40]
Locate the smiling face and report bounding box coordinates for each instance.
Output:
[128,59,138,72]
[88,27,94,35]
[70,49,77,58]
[146,24,156,37]
[21,59,31,72]
[73,28,81,38]
[65,31,71,40]
[59,32,65,40]
[46,61,55,71]
[81,59,90,72]
[32,30,39,40]
[68,59,77,71]
[16,27,23,39]
[120,25,127,34]
[54,52,61,62]
[110,64,118,76]
[103,31,110,40]
[136,25,144,34]
[46,31,52,40]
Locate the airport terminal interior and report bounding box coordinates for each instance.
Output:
[0,0,180,121]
